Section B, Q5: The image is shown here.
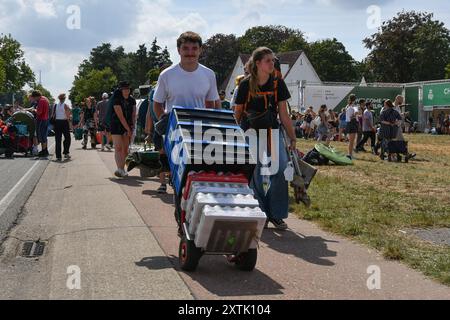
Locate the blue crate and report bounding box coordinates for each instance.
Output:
[164,107,256,195]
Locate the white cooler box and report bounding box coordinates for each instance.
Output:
[181,182,254,211]
[186,193,261,235]
[194,206,267,253]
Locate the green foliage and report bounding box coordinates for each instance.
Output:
[200,34,240,86]
[70,38,171,103]
[239,25,307,54]
[364,11,450,82]
[0,34,35,94]
[307,38,360,82]
[71,68,117,105]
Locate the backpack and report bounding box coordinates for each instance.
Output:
[303,148,329,166]
[104,89,122,128]
[243,78,279,130]
[137,99,149,128]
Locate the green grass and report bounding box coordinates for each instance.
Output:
[291,134,450,285]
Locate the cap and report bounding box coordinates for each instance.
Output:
[102,92,109,99]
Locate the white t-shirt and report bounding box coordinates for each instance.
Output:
[153,63,220,113]
[345,104,358,123]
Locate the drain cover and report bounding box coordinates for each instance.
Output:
[21,241,46,258]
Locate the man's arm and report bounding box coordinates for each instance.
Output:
[153,102,165,120]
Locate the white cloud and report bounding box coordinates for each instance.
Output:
[33,0,57,18]
[23,47,84,101]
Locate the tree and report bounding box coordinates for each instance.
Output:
[200,34,240,86]
[363,11,450,82]
[0,34,35,94]
[307,38,360,82]
[239,25,308,54]
[0,57,5,92]
[446,63,450,79]
[77,43,126,80]
[70,40,172,101]
[71,68,117,104]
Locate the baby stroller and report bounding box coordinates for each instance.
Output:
[381,140,409,163]
[0,111,35,158]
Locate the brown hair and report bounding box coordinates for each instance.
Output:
[348,94,357,105]
[247,47,274,97]
[31,90,42,98]
[385,99,394,108]
[177,31,202,48]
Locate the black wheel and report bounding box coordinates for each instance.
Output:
[179,237,202,272]
[235,249,258,272]
[405,156,409,163]
[397,154,402,163]
[174,194,182,225]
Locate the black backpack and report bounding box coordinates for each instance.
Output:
[303,148,330,166]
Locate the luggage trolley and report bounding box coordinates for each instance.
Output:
[164,107,266,272]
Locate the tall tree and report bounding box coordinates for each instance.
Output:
[307,38,359,82]
[239,25,307,54]
[446,63,450,79]
[0,34,35,94]
[70,68,117,104]
[200,34,240,86]
[0,57,5,92]
[363,11,450,83]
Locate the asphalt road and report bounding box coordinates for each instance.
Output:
[0,141,54,240]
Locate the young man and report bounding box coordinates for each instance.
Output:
[219,90,231,110]
[31,90,50,157]
[97,93,112,152]
[152,31,220,232]
[153,31,220,119]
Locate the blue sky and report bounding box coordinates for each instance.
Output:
[1,0,449,100]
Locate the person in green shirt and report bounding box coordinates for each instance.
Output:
[219,90,231,110]
[72,104,81,127]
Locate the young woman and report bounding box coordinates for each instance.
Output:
[379,99,402,161]
[234,47,296,230]
[80,97,98,150]
[317,104,331,144]
[111,81,136,178]
[338,108,347,142]
[345,94,359,160]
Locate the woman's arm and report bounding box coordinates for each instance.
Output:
[234,104,244,124]
[113,105,131,135]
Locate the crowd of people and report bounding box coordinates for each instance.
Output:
[2,30,448,235]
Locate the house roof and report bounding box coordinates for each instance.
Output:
[221,50,303,90]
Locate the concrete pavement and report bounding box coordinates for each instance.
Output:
[99,150,450,300]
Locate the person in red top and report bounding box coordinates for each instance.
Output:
[31,90,50,157]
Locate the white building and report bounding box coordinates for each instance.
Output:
[221,50,322,109]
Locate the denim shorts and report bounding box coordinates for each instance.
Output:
[36,120,49,144]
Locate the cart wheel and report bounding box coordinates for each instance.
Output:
[179,237,202,272]
[235,249,258,272]
[405,155,409,164]
[397,154,402,163]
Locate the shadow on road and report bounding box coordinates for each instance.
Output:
[135,256,174,270]
[107,177,145,187]
[142,190,174,205]
[261,229,338,266]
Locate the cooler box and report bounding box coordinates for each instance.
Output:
[194,206,267,253]
[186,193,261,235]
